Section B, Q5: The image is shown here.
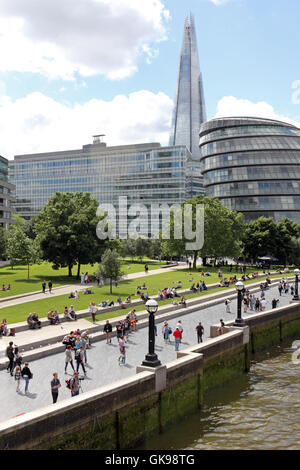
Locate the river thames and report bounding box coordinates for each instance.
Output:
[138,339,300,450]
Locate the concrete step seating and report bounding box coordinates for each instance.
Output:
[0,274,289,369]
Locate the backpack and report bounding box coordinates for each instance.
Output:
[66,379,71,389]
[75,349,81,360]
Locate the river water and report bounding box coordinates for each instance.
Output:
[138,339,300,450]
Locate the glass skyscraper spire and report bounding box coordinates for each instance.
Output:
[169,14,207,157]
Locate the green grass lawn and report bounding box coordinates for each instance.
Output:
[0,259,165,299]
[0,264,280,324]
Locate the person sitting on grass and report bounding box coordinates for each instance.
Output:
[179,296,187,307]
[83,288,94,295]
[69,291,75,299]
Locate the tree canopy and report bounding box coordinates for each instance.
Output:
[34,192,105,277]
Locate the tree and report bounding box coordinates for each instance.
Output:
[5,225,41,278]
[274,218,300,266]
[242,217,282,262]
[161,195,244,268]
[34,192,105,277]
[121,238,137,261]
[97,249,125,294]
[0,227,6,260]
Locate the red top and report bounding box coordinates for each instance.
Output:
[173,329,182,339]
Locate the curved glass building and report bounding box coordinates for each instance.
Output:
[199,117,300,223]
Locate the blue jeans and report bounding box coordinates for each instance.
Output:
[175,338,180,351]
[65,360,75,372]
[24,376,30,392]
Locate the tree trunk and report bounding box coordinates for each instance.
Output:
[68,264,72,277]
[193,250,198,269]
[76,262,81,280]
[202,256,207,266]
[27,263,30,279]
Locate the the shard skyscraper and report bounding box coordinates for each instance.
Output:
[169,14,206,158]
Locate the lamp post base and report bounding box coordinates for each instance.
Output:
[142,353,161,368]
[233,318,246,327]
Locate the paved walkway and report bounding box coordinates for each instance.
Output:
[0,262,189,309]
[0,283,293,423]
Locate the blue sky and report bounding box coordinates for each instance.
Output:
[0,0,299,158]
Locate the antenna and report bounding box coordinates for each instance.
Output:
[93,134,106,144]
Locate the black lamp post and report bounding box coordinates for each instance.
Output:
[233,280,246,327]
[293,268,300,301]
[142,299,161,367]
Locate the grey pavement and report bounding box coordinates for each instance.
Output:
[0,284,293,423]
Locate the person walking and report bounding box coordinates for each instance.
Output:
[70,372,80,397]
[103,320,112,344]
[89,302,98,323]
[75,347,86,375]
[64,346,75,374]
[118,338,126,365]
[162,322,170,343]
[196,322,204,343]
[14,366,21,393]
[51,372,61,404]
[176,320,183,342]
[6,341,14,376]
[21,362,33,394]
[42,280,46,294]
[278,283,283,296]
[48,280,53,294]
[173,327,182,351]
[225,298,231,313]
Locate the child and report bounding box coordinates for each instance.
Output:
[14,366,21,393]
[118,340,126,365]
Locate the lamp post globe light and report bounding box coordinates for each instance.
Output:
[142,299,161,368]
[233,281,246,327]
[293,268,300,301]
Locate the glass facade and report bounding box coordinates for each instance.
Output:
[0,156,15,230]
[169,14,206,158]
[9,141,203,234]
[199,117,300,223]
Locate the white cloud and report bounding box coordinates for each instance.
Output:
[0,0,170,80]
[209,0,230,5]
[215,96,300,128]
[0,90,173,159]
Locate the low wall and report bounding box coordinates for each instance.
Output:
[1,300,300,450]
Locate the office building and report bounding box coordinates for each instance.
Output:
[0,156,15,230]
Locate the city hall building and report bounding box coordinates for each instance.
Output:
[199,116,300,223]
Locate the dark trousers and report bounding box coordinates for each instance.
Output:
[7,358,14,374]
[76,360,86,374]
[52,392,58,403]
[197,334,203,343]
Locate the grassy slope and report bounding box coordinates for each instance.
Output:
[0,259,165,298]
[0,265,278,323]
